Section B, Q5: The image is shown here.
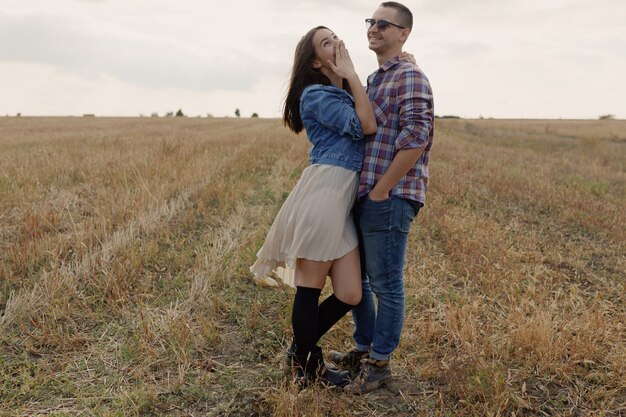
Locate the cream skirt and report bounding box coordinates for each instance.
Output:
[250,164,359,287]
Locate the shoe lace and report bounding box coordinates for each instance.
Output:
[353,359,373,385]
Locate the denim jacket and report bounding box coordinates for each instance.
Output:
[300,84,365,172]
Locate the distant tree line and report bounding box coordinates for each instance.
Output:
[8,109,266,118]
[148,109,260,118]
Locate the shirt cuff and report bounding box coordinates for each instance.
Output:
[343,114,364,140]
[395,130,429,150]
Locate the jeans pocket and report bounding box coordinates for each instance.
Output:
[361,195,393,232]
[366,194,391,204]
[399,199,421,232]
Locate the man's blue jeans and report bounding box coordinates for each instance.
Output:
[352,195,421,361]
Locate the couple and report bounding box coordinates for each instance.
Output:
[250,1,434,394]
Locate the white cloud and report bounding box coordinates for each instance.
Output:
[0,12,285,91]
[0,62,287,117]
[0,0,624,118]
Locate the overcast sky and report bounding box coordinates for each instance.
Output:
[1,0,624,119]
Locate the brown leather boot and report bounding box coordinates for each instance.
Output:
[343,358,392,394]
[328,349,369,374]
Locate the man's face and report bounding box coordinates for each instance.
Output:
[367,6,407,54]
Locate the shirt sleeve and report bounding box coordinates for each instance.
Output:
[301,86,364,140]
[394,67,434,150]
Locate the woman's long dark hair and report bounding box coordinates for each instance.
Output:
[282,26,350,134]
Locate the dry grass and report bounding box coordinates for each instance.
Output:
[0,116,624,416]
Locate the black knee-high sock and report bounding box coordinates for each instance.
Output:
[292,286,322,356]
[316,294,355,343]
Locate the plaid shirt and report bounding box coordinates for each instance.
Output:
[358,57,434,204]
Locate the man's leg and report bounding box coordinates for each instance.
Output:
[351,198,376,352]
[369,197,420,358]
[345,197,420,393]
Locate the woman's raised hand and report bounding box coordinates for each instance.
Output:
[328,41,357,80]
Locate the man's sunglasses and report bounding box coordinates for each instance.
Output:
[365,18,406,31]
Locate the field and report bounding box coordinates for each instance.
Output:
[0,116,624,416]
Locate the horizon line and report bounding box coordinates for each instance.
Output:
[2,115,623,121]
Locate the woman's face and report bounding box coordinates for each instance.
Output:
[311,28,340,70]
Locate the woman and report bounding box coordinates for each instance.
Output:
[250,26,376,387]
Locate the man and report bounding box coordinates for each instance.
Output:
[330,1,434,394]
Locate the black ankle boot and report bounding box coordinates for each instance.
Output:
[286,341,337,372]
[293,346,351,388]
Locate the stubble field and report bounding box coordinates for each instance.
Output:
[0,116,624,416]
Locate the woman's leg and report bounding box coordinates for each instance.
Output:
[295,258,331,289]
[316,247,362,342]
[329,247,362,305]
[292,258,331,357]
[289,257,353,386]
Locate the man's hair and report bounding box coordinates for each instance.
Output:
[380,1,413,30]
